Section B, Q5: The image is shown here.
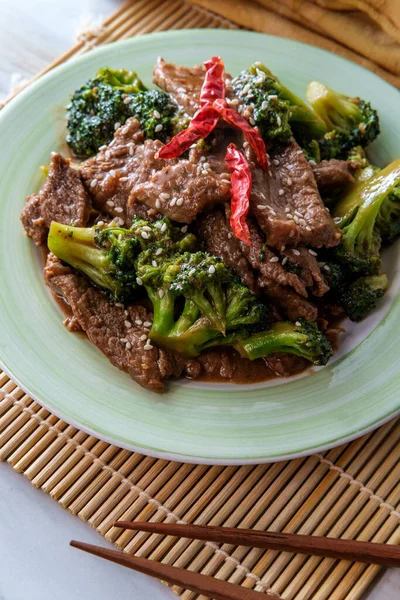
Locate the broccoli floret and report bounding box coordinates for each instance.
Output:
[301,139,321,163]
[47,221,141,303]
[306,82,380,159]
[325,261,388,322]
[376,185,400,242]
[340,274,388,322]
[130,216,196,255]
[231,63,327,144]
[128,90,177,142]
[332,159,400,274]
[66,68,177,157]
[136,247,269,357]
[234,319,333,366]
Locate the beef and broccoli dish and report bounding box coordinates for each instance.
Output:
[20,56,400,392]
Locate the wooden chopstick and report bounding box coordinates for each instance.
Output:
[70,540,272,599]
[114,521,400,568]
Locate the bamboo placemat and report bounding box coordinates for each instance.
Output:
[1,1,400,599]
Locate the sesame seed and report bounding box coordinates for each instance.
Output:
[261,100,268,110]
[156,247,163,255]
[256,204,267,210]
[142,226,151,232]
[295,321,301,327]
[122,126,130,135]
[129,146,134,156]
[269,256,279,263]
[140,334,147,341]
[306,341,313,347]
[124,320,132,329]
[279,189,284,196]
[286,177,292,186]
[282,257,288,266]
[333,217,341,224]
[208,265,216,274]
[323,264,331,271]
[105,150,111,159]
[285,206,291,213]
[170,198,177,207]
[152,260,157,267]
[155,198,161,209]
[287,213,293,219]
[120,338,128,343]
[181,225,188,233]
[135,319,143,326]
[144,343,153,351]
[273,159,280,166]
[189,268,196,276]
[160,192,170,200]
[123,96,132,104]
[114,122,121,130]
[161,223,167,233]
[269,94,278,101]
[136,278,143,286]
[90,179,97,188]
[97,220,104,227]
[276,115,282,126]
[125,342,132,350]
[249,117,256,126]
[294,210,303,218]
[141,231,149,239]
[325,206,330,212]
[153,109,161,119]
[114,217,124,226]
[306,225,312,231]
[202,169,208,175]
[158,288,165,298]
[293,215,299,224]
[115,207,123,213]
[292,249,300,256]
[155,124,163,133]
[309,159,317,166]
[106,200,115,207]
[309,249,317,256]
[110,169,117,177]
[143,321,152,328]
[176,198,184,206]
[119,176,128,182]
[99,145,107,151]
[230,98,239,106]
[318,262,325,267]
[242,83,251,94]
[227,232,233,239]
[299,219,307,227]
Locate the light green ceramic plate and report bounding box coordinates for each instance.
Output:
[0,30,399,464]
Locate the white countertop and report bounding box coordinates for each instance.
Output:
[0,1,398,598]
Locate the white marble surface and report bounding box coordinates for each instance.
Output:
[0,1,399,598]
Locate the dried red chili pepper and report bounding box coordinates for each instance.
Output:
[225,143,252,247]
[200,56,225,106]
[155,105,219,159]
[213,98,269,172]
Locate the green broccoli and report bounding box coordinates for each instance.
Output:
[47,221,141,303]
[325,262,388,322]
[231,63,327,144]
[234,319,333,366]
[66,68,177,157]
[306,82,380,159]
[332,159,400,274]
[137,249,269,357]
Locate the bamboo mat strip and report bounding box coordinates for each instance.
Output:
[1,1,400,599]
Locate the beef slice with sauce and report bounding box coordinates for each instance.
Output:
[312,159,360,197]
[153,57,205,117]
[250,139,342,249]
[280,247,329,297]
[80,118,157,225]
[44,253,200,392]
[21,153,91,246]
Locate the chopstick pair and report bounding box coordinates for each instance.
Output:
[71,521,400,600]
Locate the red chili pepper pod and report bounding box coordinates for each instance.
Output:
[225,143,252,247]
[201,56,225,106]
[213,98,269,173]
[155,105,219,159]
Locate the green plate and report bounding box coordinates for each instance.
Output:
[1,30,399,464]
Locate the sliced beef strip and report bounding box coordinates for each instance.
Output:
[312,159,360,197]
[21,153,91,246]
[261,282,318,321]
[153,57,205,117]
[20,194,47,246]
[44,254,200,391]
[80,119,156,225]
[281,247,329,297]
[239,217,308,298]
[249,140,342,249]
[129,146,231,223]
[195,208,258,294]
